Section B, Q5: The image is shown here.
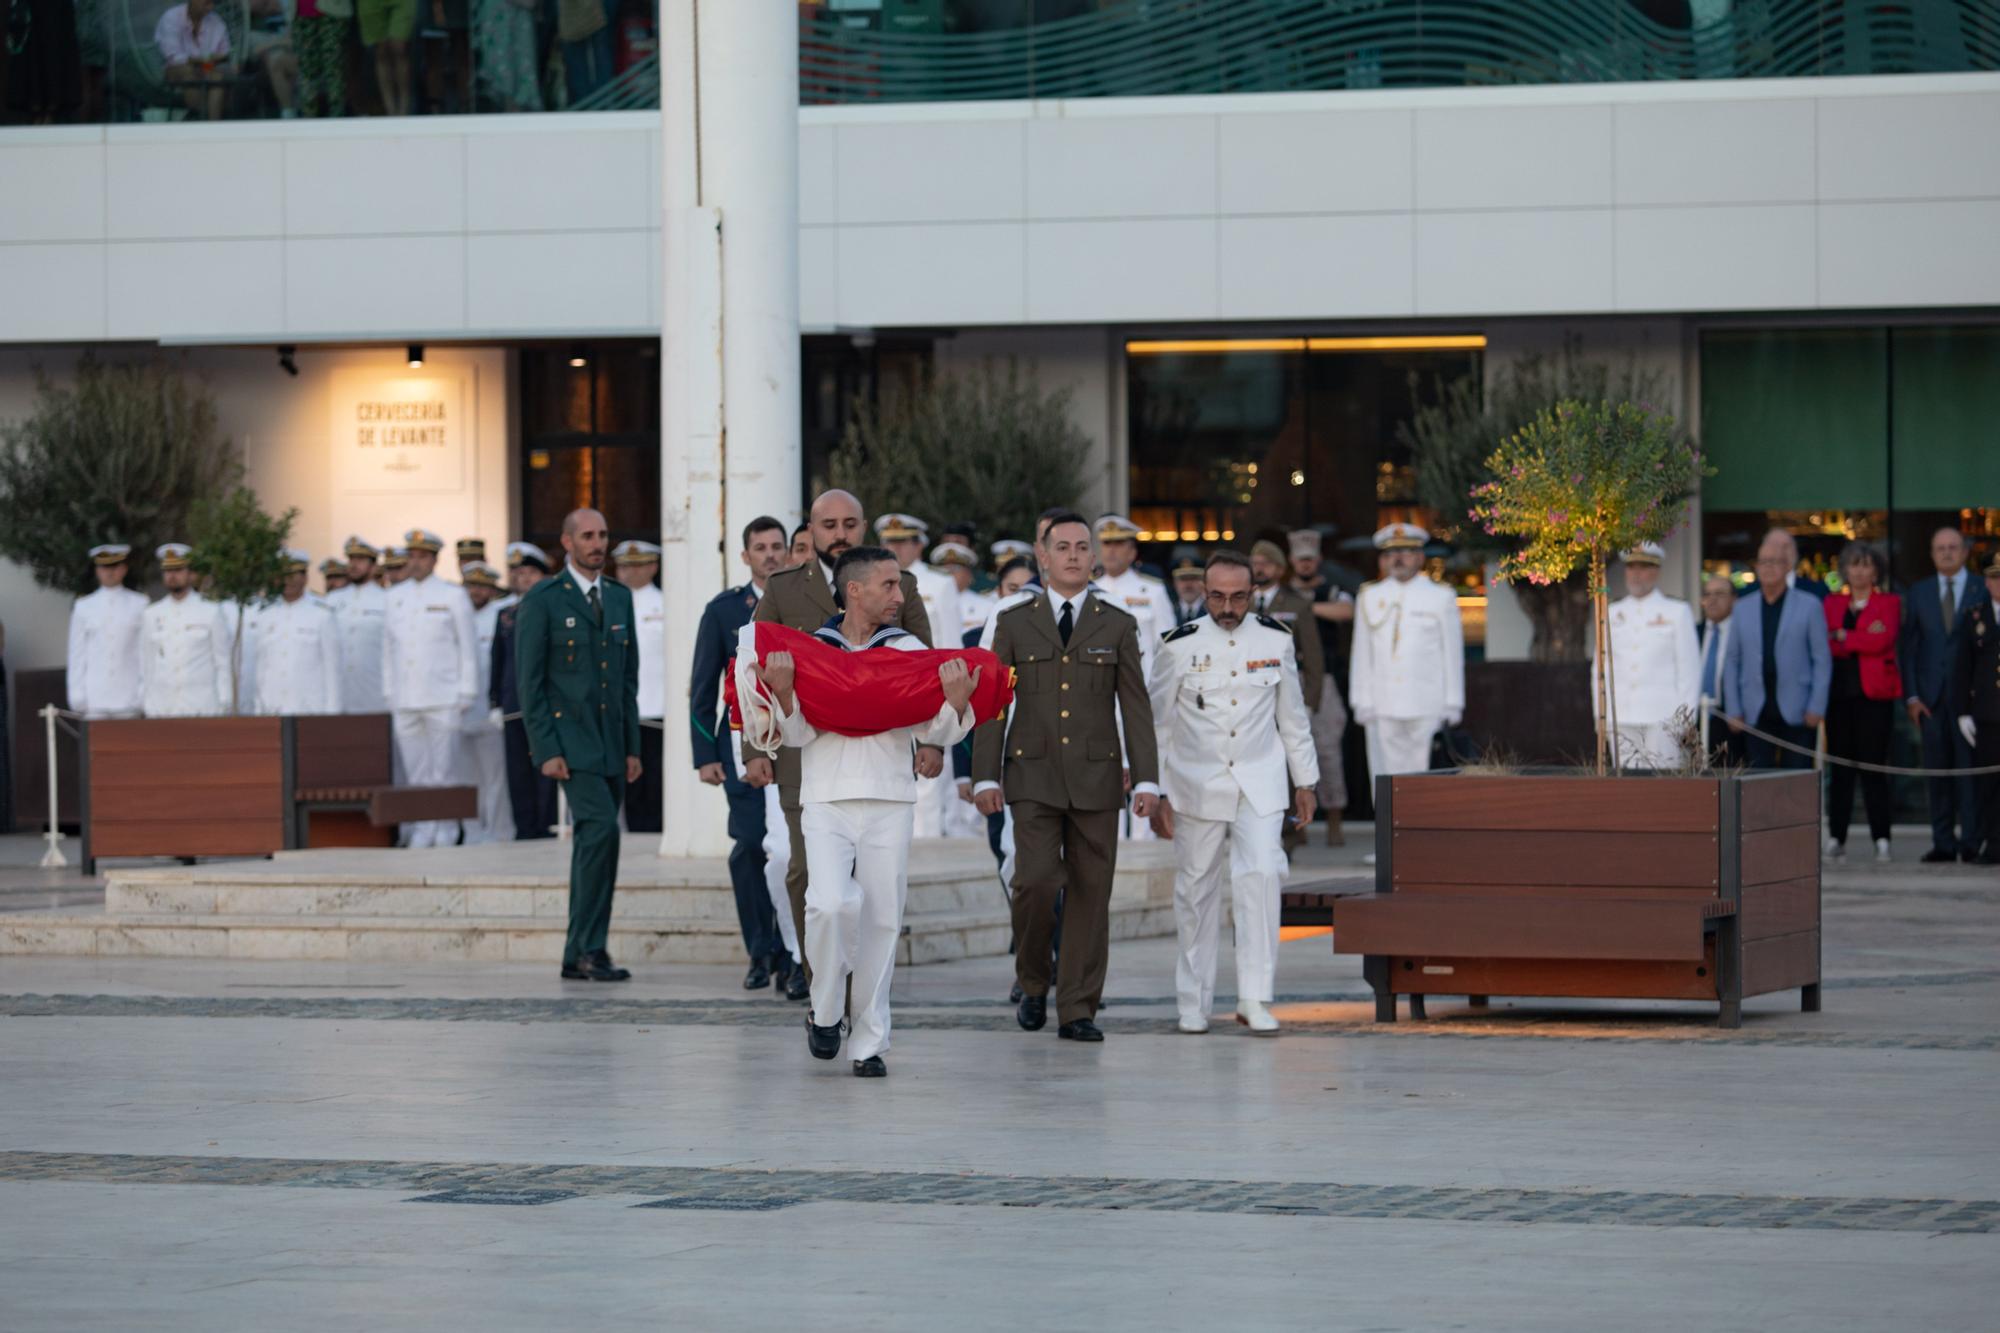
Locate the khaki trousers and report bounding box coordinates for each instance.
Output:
[1010,800,1121,1025]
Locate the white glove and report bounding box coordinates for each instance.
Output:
[1961,716,1979,748]
[1444,711,1463,729]
[487,707,505,732]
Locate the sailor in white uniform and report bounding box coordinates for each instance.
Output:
[457,561,515,843]
[1593,542,1701,769]
[382,529,479,847]
[66,544,148,719]
[1148,551,1318,1035]
[329,536,390,714]
[139,543,231,717]
[878,514,961,839]
[932,540,991,646]
[1349,523,1464,784]
[1094,514,1166,841]
[244,550,343,715]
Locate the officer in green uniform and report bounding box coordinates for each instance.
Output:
[514,507,644,981]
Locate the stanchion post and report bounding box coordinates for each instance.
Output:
[38,705,68,868]
[556,783,572,843]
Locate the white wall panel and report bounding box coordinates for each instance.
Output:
[1818,91,2000,201]
[1217,214,1412,319]
[1026,115,1215,219]
[834,119,1023,224]
[106,240,284,337]
[0,245,105,340]
[798,226,838,328]
[105,140,285,240]
[836,223,1024,326]
[1614,98,1816,206]
[0,144,106,242]
[1217,109,1413,215]
[1416,210,1615,315]
[1615,205,1816,311]
[1028,219,1216,322]
[1818,200,2000,307]
[1415,104,1614,211]
[464,128,654,233]
[287,236,467,334]
[285,135,466,236]
[465,230,654,330]
[798,123,837,226]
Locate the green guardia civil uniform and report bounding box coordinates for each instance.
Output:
[514,567,642,966]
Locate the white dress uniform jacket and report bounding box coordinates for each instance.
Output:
[629,580,666,720]
[1097,566,1167,653]
[1592,587,1700,768]
[66,585,149,717]
[1149,612,1318,1028]
[957,588,995,646]
[458,595,514,844]
[382,576,479,712]
[245,594,343,714]
[1148,614,1319,822]
[330,580,389,713]
[139,592,232,716]
[1348,575,1465,723]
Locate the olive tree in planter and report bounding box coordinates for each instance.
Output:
[1469,398,1706,775]
[188,487,297,715]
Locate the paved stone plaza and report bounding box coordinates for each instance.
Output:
[1,834,1996,1330]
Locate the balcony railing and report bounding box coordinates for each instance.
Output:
[2,0,1992,127]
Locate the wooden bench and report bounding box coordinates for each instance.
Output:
[1279,882,1371,928]
[1333,770,1821,1029]
[288,715,473,847]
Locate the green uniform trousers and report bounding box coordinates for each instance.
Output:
[562,770,626,965]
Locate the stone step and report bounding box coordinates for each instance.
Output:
[0,899,1179,966]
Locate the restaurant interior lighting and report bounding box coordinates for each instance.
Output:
[407,344,424,368]
[568,343,590,369]
[1307,335,1487,352]
[1125,335,1487,355]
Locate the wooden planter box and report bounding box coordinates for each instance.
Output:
[1333,770,1821,1029]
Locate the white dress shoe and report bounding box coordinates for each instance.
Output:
[1874,838,1891,863]
[1177,1014,1209,1034]
[1823,836,1845,860]
[1362,851,1377,866]
[1235,999,1280,1034]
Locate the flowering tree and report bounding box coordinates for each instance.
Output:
[1470,399,1708,774]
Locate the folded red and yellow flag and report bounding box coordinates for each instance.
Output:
[727,622,1013,753]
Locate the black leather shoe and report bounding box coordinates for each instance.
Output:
[560,960,586,980]
[1977,851,2000,866]
[769,952,794,985]
[1921,848,1958,864]
[785,967,812,1002]
[1968,848,1993,864]
[805,1014,843,1060]
[1008,982,1024,1005]
[576,951,630,982]
[1016,994,1047,1031]
[1057,1019,1103,1043]
[744,960,771,991]
[852,1055,887,1078]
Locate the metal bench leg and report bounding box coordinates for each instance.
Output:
[1375,992,1397,1023]
[1467,995,1489,1008]
[1801,982,1821,1013]
[1407,994,1427,1020]
[1364,957,1394,1023]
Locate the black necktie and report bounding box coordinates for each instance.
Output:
[587,584,602,625]
[1057,600,1073,645]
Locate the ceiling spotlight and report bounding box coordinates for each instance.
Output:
[407,343,424,368]
[568,343,589,369]
[276,345,298,377]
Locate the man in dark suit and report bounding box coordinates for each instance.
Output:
[1901,526,1982,862]
[691,515,790,994]
[971,511,1160,1042]
[1695,573,1746,767]
[515,508,643,982]
[492,542,557,839]
[1950,552,2000,865]
[742,490,932,981]
[1723,530,1832,770]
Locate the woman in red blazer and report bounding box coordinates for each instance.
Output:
[1824,542,1902,860]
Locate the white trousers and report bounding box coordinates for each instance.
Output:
[763,784,799,962]
[1363,715,1441,784]
[913,770,950,839]
[1613,721,1682,770]
[1173,793,1285,1023]
[392,707,461,847]
[460,727,513,844]
[802,798,914,1061]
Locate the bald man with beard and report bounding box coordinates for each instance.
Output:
[743,490,935,984]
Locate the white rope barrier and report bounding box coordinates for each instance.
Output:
[1700,702,2000,777]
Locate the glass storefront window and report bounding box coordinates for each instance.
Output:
[518,340,659,552]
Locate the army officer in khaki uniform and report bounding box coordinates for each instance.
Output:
[971,511,1160,1043]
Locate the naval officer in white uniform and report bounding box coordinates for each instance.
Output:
[1593,542,1701,769]
[1349,523,1464,785]
[244,550,343,715]
[878,514,962,839]
[1148,551,1318,1035]
[329,536,390,714]
[67,544,148,719]
[139,543,231,717]
[382,528,479,847]
[457,560,515,844]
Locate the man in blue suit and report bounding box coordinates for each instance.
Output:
[1723,530,1832,770]
[690,515,791,994]
[1899,526,1981,862]
[1732,529,1829,601]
